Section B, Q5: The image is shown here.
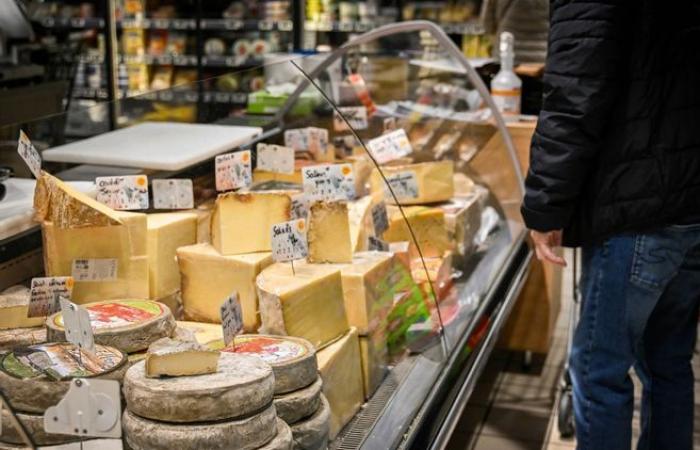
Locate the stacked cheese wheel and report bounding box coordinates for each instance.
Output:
[122,351,293,450]
[215,334,331,450]
[0,286,46,351]
[0,342,128,446]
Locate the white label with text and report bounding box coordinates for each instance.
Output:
[96,175,149,210]
[17,130,42,178]
[60,297,96,355]
[271,219,308,262]
[371,202,389,236]
[302,164,355,201]
[71,259,118,282]
[290,193,309,220]
[152,179,194,209]
[284,128,330,160]
[28,277,74,317]
[334,106,368,131]
[367,128,412,164]
[256,144,295,174]
[215,150,252,191]
[220,293,244,346]
[382,171,420,201]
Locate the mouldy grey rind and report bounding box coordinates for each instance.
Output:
[259,418,293,450]
[275,376,323,425]
[0,327,46,352]
[291,395,331,450]
[0,409,78,446]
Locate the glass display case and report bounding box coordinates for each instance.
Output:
[0,21,530,450]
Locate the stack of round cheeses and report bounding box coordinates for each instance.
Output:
[0,342,128,447]
[122,352,293,450]
[219,335,331,450]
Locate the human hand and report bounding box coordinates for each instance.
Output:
[530,229,567,267]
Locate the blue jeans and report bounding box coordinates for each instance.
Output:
[571,225,700,450]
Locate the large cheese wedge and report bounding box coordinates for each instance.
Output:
[0,343,127,413]
[370,160,454,205]
[211,191,291,255]
[0,409,79,446]
[384,205,451,258]
[147,212,197,299]
[0,327,46,351]
[175,320,223,344]
[123,405,278,450]
[317,327,363,439]
[275,376,323,425]
[307,201,352,263]
[145,336,220,378]
[290,395,331,450]
[177,243,272,330]
[46,299,175,353]
[359,335,388,399]
[437,195,482,260]
[124,352,274,423]
[257,261,349,349]
[348,196,375,251]
[0,285,44,330]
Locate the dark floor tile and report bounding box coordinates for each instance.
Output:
[472,435,543,450]
[481,406,551,442]
[501,364,562,388]
[493,382,557,410]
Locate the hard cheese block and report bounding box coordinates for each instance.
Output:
[211,191,291,255]
[175,320,223,344]
[307,201,352,263]
[370,160,454,205]
[177,243,272,330]
[384,205,451,258]
[348,195,375,252]
[0,285,44,330]
[290,395,331,450]
[437,194,482,260]
[274,376,323,425]
[257,261,349,349]
[189,201,215,244]
[411,251,454,302]
[359,335,388,399]
[147,212,197,299]
[36,173,149,302]
[145,336,220,378]
[317,327,363,439]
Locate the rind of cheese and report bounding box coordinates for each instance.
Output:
[0,409,79,446]
[188,201,215,244]
[145,336,220,378]
[122,404,278,450]
[0,286,44,330]
[290,395,331,450]
[359,335,388,400]
[384,205,451,258]
[0,327,46,351]
[177,243,272,330]
[211,191,292,255]
[261,418,294,450]
[256,261,349,349]
[370,160,454,205]
[175,320,223,344]
[317,327,363,439]
[147,212,197,299]
[274,376,323,425]
[307,202,352,264]
[123,352,274,423]
[348,195,375,252]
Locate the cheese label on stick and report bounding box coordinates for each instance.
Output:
[368,236,389,251]
[17,129,41,178]
[382,171,420,201]
[271,219,308,262]
[71,258,118,282]
[290,193,309,220]
[302,164,355,201]
[334,106,368,131]
[96,175,149,210]
[220,293,244,346]
[60,297,96,355]
[152,179,194,210]
[215,150,252,191]
[27,276,73,318]
[367,129,412,164]
[257,144,295,174]
[371,202,389,235]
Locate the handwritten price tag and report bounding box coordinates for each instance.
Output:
[271,219,308,262]
[367,129,412,164]
[290,193,309,220]
[71,258,118,282]
[368,236,390,251]
[17,130,42,178]
[96,175,149,210]
[220,293,244,346]
[27,277,74,318]
[60,297,96,355]
[256,144,295,174]
[152,179,194,209]
[284,127,330,160]
[371,202,389,236]
[302,164,355,201]
[334,106,369,131]
[216,150,252,191]
[382,171,420,202]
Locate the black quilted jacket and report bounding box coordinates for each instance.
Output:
[521,0,700,246]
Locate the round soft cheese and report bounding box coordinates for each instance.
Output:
[0,327,46,352]
[46,299,176,353]
[275,376,323,425]
[291,395,331,450]
[0,342,127,413]
[0,409,78,446]
[123,404,278,450]
[210,334,317,394]
[123,352,274,423]
[260,418,293,450]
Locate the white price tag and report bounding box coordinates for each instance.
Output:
[215,150,252,191]
[368,236,390,252]
[60,297,96,355]
[28,276,74,318]
[334,106,369,131]
[220,293,244,346]
[383,117,397,132]
[271,219,308,263]
[367,128,412,164]
[284,127,330,160]
[152,179,194,210]
[284,128,307,151]
[95,175,149,210]
[382,171,420,201]
[256,144,295,174]
[371,202,389,236]
[290,193,309,220]
[302,164,355,201]
[71,259,118,282]
[17,130,42,178]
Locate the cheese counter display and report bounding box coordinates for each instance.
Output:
[0,22,532,450]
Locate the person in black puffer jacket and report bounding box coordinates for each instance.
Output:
[521,2,700,450]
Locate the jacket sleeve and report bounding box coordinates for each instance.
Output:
[521,0,630,231]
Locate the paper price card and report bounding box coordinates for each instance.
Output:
[27,277,74,318]
[17,130,42,178]
[290,193,309,220]
[71,259,118,282]
[284,128,330,160]
[215,150,252,191]
[383,117,397,133]
[302,164,355,201]
[152,179,194,210]
[366,128,412,164]
[333,106,369,131]
[256,143,295,174]
[220,293,244,346]
[271,219,308,262]
[96,175,149,210]
[60,297,96,355]
[371,202,389,236]
[382,171,420,202]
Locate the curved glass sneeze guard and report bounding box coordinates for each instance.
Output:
[0,20,526,450]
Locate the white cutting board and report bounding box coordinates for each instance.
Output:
[42,122,263,171]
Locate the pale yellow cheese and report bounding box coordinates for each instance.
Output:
[348,196,375,252]
[253,170,303,185]
[147,212,197,299]
[211,192,291,255]
[0,286,44,330]
[188,201,215,244]
[370,160,454,205]
[317,327,363,439]
[177,243,272,331]
[175,321,224,345]
[359,335,387,399]
[145,337,220,378]
[307,202,352,264]
[346,155,372,197]
[256,261,349,349]
[437,195,482,260]
[383,206,451,258]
